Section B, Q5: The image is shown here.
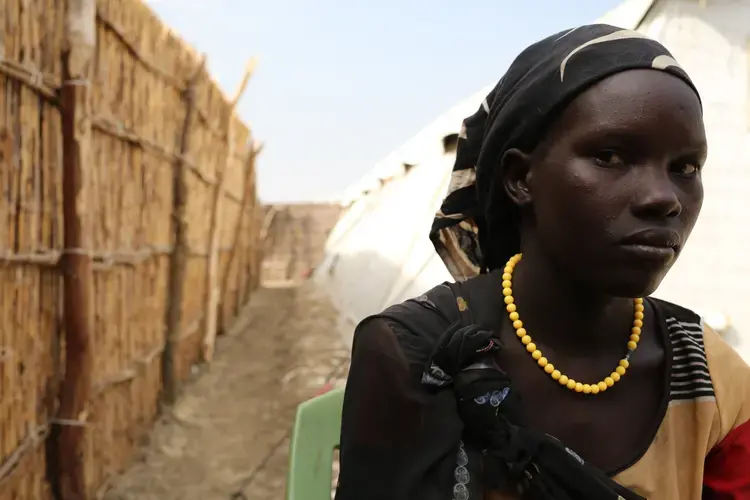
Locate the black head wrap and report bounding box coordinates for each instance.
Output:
[429,24,700,280]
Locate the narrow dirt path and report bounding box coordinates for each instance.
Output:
[102,283,350,500]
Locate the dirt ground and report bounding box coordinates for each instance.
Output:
[102,282,350,500]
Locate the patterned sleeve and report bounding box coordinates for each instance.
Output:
[702,324,750,499]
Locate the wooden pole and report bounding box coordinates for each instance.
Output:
[161,56,205,405]
[244,148,260,297]
[217,143,263,330]
[201,58,256,362]
[55,0,96,498]
[286,210,300,282]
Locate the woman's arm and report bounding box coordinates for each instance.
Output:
[703,419,750,498]
[335,317,461,500]
[703,326,750,499]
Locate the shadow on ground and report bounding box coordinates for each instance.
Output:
[103,282,350,500]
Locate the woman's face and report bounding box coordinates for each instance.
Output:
[508,69,707,297]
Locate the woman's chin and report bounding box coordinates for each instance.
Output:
[598,270,669,299]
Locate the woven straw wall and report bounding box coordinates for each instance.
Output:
[0,1,262,498]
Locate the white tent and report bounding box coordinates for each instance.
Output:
[317,87,491,328]
[317,0,750,357]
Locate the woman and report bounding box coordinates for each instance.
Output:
[334,24,750,499]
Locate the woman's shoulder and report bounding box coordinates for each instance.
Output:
[651,297,750,442]
[649,296,701,323]
[650,296,749,388]
[352,281,462,366]
[700,317,750,443]
[650,296,747,378]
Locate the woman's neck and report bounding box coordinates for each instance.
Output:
[508,242,635,356]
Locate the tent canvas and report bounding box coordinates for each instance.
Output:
[317,86,491,327]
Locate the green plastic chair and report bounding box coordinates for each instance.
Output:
[286,386,345,500]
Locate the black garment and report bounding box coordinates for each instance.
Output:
[335,277,647,500]
[429,24,700,279]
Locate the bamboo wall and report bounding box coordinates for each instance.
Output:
[0,1,262,499]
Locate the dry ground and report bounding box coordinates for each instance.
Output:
[101,282,350,500]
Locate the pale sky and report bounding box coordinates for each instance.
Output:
[145,0,622,202]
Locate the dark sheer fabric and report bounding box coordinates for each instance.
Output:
[335,316,465,500]
[335,281,644,500]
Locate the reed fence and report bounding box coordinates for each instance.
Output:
[0,1,263,498]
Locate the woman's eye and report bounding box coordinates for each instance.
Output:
[673,162,700,176]
[593,150,625,166]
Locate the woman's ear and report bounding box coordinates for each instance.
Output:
[499,148,533,207]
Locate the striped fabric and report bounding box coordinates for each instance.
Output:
[666,317,715,402]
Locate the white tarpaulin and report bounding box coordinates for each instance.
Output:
[316,87,492,325]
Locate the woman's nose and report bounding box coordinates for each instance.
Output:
[630,167,682,220]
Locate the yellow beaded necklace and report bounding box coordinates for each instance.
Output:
[502,253,643,395]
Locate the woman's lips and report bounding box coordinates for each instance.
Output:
[619,243,676,261]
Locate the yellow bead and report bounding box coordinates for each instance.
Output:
[501,254,641,398]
